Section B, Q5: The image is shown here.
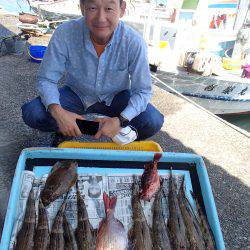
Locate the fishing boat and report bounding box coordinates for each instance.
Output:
[153,69,250,115]
[30,0,81,20]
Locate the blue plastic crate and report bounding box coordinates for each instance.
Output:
[0,148,225,249]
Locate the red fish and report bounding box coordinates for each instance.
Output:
[140,153,162,201]
[96,192,128,250]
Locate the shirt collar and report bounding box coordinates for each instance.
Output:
[106,21,122,48]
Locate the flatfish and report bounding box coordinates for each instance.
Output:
[41,160,77,206]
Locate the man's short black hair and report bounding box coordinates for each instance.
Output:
[80,0,123,6]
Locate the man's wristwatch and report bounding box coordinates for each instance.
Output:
[118,115,129,128]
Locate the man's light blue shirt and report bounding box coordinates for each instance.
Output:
[37,17,152,121]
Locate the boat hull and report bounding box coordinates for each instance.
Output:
[186,96,250,115]
[31,0,81,20]
[153,70,250,115]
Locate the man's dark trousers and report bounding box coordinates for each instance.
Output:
[21,86,164,140]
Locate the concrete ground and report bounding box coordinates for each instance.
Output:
[0,13,250,249]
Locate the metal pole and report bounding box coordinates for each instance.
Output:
[233,0,241,30]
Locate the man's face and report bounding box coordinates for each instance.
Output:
[81,0,126,44]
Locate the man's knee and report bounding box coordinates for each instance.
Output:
[21,98,50,130]
[111,90,131,115]
[144,110,164,137]
[131,105,164,140]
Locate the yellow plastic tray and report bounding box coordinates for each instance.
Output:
[58,141,162,152]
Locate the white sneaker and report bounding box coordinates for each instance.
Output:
[112,126,137,145]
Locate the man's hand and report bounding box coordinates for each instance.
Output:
[49,104,84,137]
[94,117,121,139]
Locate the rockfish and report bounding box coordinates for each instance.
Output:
[96,192,128,250]
[140,153,162,201]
